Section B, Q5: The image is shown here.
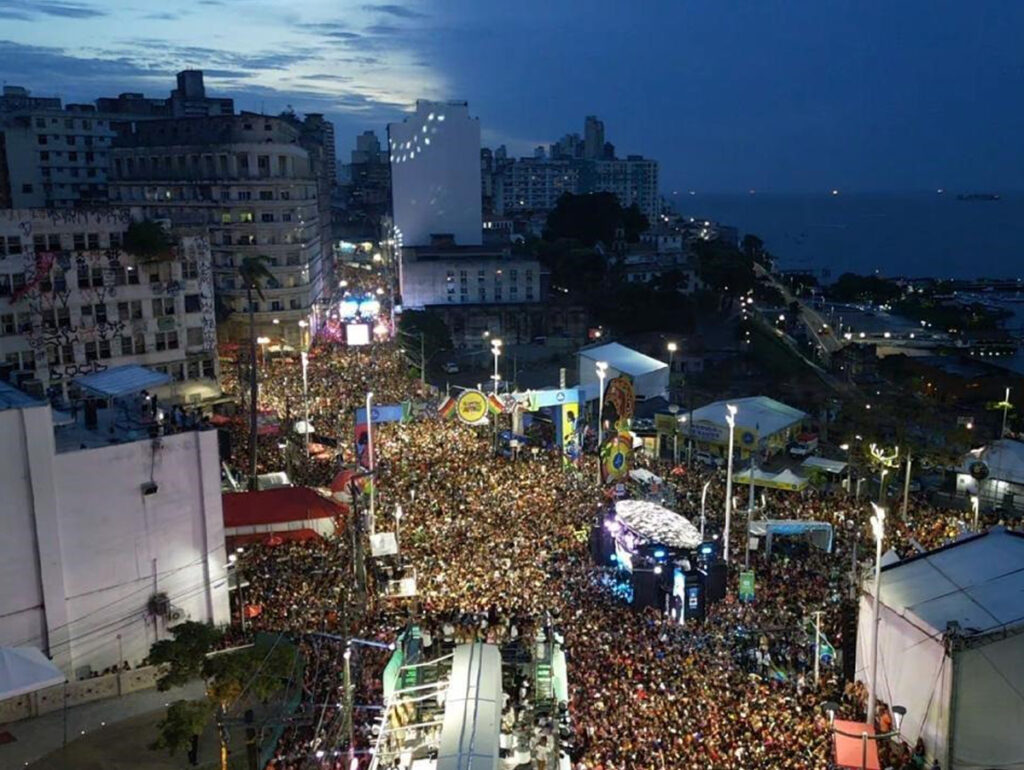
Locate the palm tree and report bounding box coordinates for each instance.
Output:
[238,256,273,491]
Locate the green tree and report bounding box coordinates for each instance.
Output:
[123,220,175,262]
[149,698,215,755]
[694,239,756,296]
[238,255,274,491]
[543,192,648,246]
[149,621,224,691]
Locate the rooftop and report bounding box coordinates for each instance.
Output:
[689,395,807,436]
[578,342,669,376]
[877,527,1024,639]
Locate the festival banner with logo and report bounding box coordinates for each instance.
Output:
[455,389,489,425]
[600,434,633,484]
[738,571,755,601]
[603,376,635,432]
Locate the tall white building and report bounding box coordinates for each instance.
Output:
[495,158,579,215]
[0,381,229,677]
[0,209,219,402]
[388,100,482,247]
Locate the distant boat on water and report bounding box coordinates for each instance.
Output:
[957,193,1001,201]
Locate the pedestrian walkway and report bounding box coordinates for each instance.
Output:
[0,679,209,769]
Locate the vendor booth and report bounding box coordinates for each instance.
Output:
[732,467,809,491]
[678,395,806,459]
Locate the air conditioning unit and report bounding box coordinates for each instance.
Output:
[167,606,188,626]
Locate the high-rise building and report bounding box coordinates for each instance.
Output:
[494,158,579,215]
[107,114,326,345]
[343,130,391,218]
[583,115,605,159]
[0,208,220,401]
[388,100,482,247]
[0,105,116,208]
[588,155,660,220]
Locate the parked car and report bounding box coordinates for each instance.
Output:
[442,361,460,374]
[694,451,725,469]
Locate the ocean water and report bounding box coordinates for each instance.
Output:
[674,192,1024,281]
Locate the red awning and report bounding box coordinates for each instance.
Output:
[833,720,880,770]
[227,529,321,548]
[222,487,346,527]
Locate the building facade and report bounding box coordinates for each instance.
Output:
[95,70,234,121]
[107,114,325,345]
[0,389,229,677]
[0,208,219,401]
[494,158,579,215]
[388,100,482,248]
[588,156,660,219]
[400,244,541,308]
[1,106,116,208]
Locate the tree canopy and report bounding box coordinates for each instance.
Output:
[123,220,175,262]
[543,192,649,246]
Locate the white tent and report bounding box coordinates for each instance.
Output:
[0,647,66,700]
[578,342,669,401]
[748,519,833,553]
[856,528,1024,770]
[629,468,663,486]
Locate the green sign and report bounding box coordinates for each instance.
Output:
[739,570,755,601]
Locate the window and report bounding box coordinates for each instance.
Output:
[84,341,98,362]
[127,265,139,284]
[182,260,199,280]
[1,313,14,335]
[282,213,292,222]
[2,236,22,255]
[184,294,201,313]
[69,152,78,162]
[0,276,9,297]
[95,303,107,324]
[152,297,175,317]
[239,211,254,223]
[47,234,60,250]
[261,213,274,223]
[37,135,47,146]
[40,151,50,162]
[155,331,178,351]
[149,270,160,284]
[237,191,251,201]
[66,135,76,146]
[87,233,99,250]
[109,231,121,249]
[73,233,86,250]
[259,190,273,200]
[203,359,215,378]
[279,190,290,200]
[120,335,133,355]
[98,339,111,359]
[91,267,104,287]
[21,183,34,194]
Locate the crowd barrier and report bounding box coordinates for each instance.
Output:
[0,664,167,724]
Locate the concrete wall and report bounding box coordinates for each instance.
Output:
[389,101,482,247]
[0,404,229,677]
[0,664,167,724]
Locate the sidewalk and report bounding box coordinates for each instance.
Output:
[0,679,211,769]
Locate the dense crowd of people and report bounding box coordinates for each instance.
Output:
[220,337,1006,770]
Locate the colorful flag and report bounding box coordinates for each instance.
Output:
[438,396,456,419]
[487,393,505,415]
[806,620,836,664]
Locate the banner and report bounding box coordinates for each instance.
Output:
[455,389,489,425]
[603,376,635,433]
[739,571,755,601]
[438,396,456,419]
[355,404,406,425]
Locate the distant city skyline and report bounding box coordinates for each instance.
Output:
[2,0,1023,194]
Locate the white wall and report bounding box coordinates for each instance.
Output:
[401,258,540,308]
[389,101,482,247]
[0,403,228,677]
[856,594,952,769]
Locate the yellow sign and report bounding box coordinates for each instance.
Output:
[456,390,489,424]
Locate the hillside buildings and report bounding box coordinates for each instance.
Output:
[0,209,219,402]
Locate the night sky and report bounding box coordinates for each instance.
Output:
[2,0,1022,193]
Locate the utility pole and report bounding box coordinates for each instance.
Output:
[901,449,912,521]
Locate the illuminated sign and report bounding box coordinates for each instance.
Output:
[455,390,489,424]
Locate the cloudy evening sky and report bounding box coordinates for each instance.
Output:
[2,0,1022,193]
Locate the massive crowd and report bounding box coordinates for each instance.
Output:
[222,337,1001,770]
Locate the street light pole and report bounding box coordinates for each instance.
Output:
[491,338,503,395]
[700,479,712,540]
[867,503,886,725]
[596,361,608,483]
[300,350,310,458]
[724,404,738,564]
[901,450,912,521]
[366,391,375,536]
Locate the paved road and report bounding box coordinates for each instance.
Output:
[1,680,212,770]
[755,264,845,358]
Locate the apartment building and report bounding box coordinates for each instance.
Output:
[0,208,219,401]
[107,114,326,345]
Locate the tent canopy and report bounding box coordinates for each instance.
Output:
[629,468,663,485]
[878,527,1024,638]
[689,395,806,440]
[802,456,847,474]
[732,467,809,491]
[579,342,668,376]
[959,440,1024,485]
[72,365,171,398]
[0,647,66,700]
[613,499,702,549]
[749,519,833,553]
